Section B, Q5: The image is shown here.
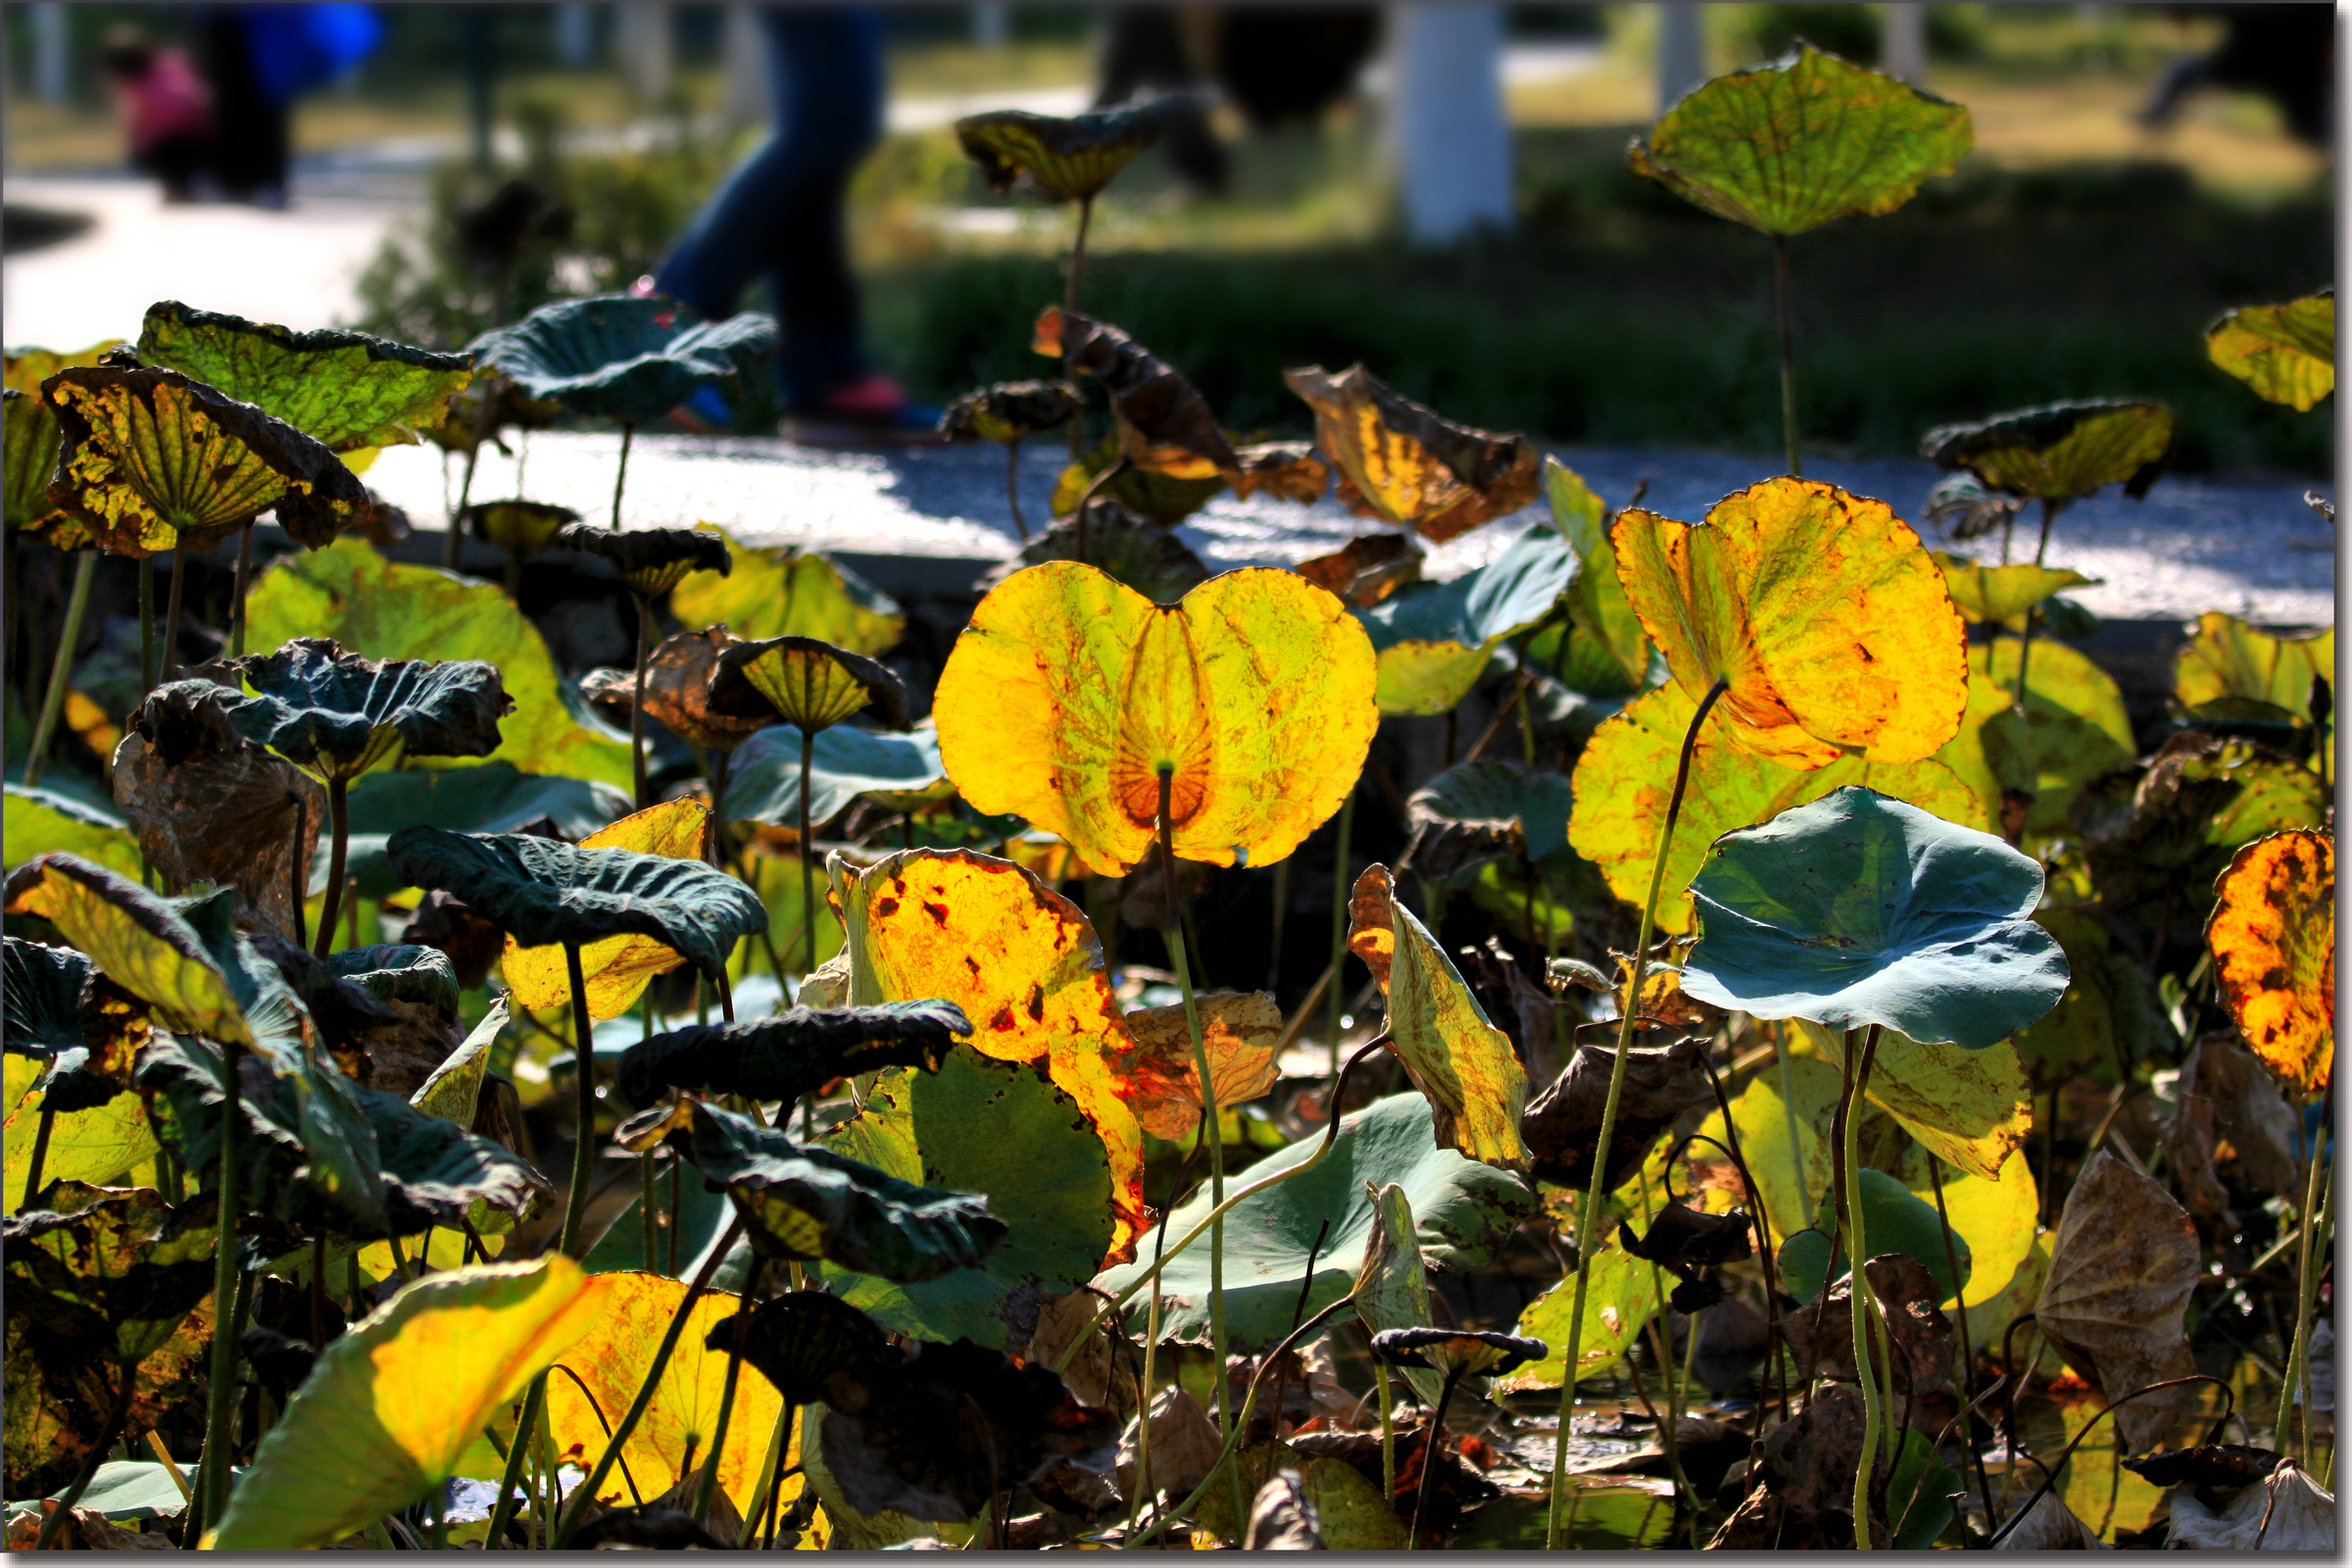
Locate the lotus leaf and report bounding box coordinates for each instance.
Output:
[2,936,92,1060]
[1,1182,218,1367]
[3,784,142,881]
[499,798,712,1021]
[937,562,1377,876]
[1032,308,1238,479]
[831,850,1149,1260]
[1496,1242,1661,1392]
[544,1274,784,1516]
[206,1256,612,1550]
[1348,865,1531,1170]
[1353,525,1580,714]
[1908,1151,2035,1309]
[2175,612,2333,723]
[42,364,370,555]
[136,301,473,452]
[1522,1032,1714,1193]
[4,340,123,393]
[3,1054,160,1208]
[2080,732,2328,933]
[1923,470,2023,544]
[1285,363,1541,542]
[1292,530,1422,607]
[579,1151,729,1276]
[1853,1024,2032,1182]
[1372,1327,1546,1384]
[1951,636,2132,837]
[2204,290,2333,411]
[1931,552,2096,632]
[2008,907,2171,1085]
[1098,1091,1537,1351]
[1627,43,1972,235]
[956,105,1162,202]
[1572,680,1987,935]
[1048,438,1225,531]
[405,994,502,1127]
[938,379,1082,444]
[461,499,577,560]
[228,637,510,783]
[1613,476,1967,768]
[1527,458,1650,698]
[1776,1168,1970,1305]
[1111,990,1282,1140]
[616,1000,969,1107]
[725,722,950,830]
[2207,830,2333,1097]
[1354,1183,1441,1388]
[1922,399,2174,504]
[555,519,731,600]
[1681,787,2068,1049]
[627,627,770,753]
[428,366,560,453]
[242,539,636,789]
[709,633,909,735]
[2,387,67,533]
[2,854,256,1047]
[336,762,632,900]
[1688,1044,1831,1246]
[1190,1439,1410,1550]
[2034,1150,2200,1453]
[467,296,778,423]
[668,527,904,655]
[1777,1253,1955,1394]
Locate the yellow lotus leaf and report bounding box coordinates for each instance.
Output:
[1687,1045,1842,1248]
[207,1256,612,1550]
[1282,364,1542,543]
[1570,680,1988,934]
[1001,829,1082,888]
[2205,292,2333,412]
[1113,990,1284,1140]
[1863,1029,2034,1182]
[2207,830,2333,1097]
[1932,552,2095,632]
[1961,637,2135,839]
[4,1054,160,1207]
[1611,476,1967,768]
[933,562,1378,877]
[1347,865,1529,1171]
[832,849,1149,1262]
[545,1273,786,1518]
[2175,612,2335,722]
[2,853,254,1047]
[667,525,905,657]
[502,798,710,1022]
[1910,1151,2037,1310]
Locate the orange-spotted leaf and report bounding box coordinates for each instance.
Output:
[1347,865,1530,1171]
[1612,476,1966,768]
[1113,990,1283,1140]
[1282,364,1540,543]
[2206,830,2334,1097]
[501,798,710,1021]
[831,848,1149,1263]
[933,562,1378,877]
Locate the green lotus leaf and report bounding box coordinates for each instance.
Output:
[818,1049,1111,1347]
[939,379,1083,445]
[955,105,1163,203]
[1035,310,1239,480]
[407,996,505,1127]
[1494,1241,1660,1394]
[1682,787,2070,1049]
[710,634,911,736]
[1886,1428,1960,1550]
[1100,1091,1538,1351]
[1352,526,1580,715]
[41,364,369,555]
[335,762,632,901]
[48,1460,200,1522]
[1953,637,2134,839]
[4,783,142,881]
[1627,43,1972,235]
[243,539,636,789]
[3,936,92,1059]
[467,295,778,424]
[1408,760,1576,881]
[3,1053,161,1208]
[1922,399,2175,505]
[1189,1440,1409,1551]
[136,301,474,452]
[554,519,731,601]
[3,387,70,535]
[655,1095,1006,1285]
[1776,1167,1971,1304]
[386,828,766,976]
[427,368,561,454]
[1353,1182,1445,1408]
[2175,612,2333,723]
[2205,290,2332,411]
[2,855,256,1047]
[461,499,578,560]
[1523,458,1649,699]
[325,945,462,1027]
[228,637,511,783]
[2,1183,219,1367]
[1932,552,2097,632]
[668,526,905,656]
[617,1000,969,1108]
[723,721,951,830]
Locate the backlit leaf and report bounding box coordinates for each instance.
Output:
[468,296,777,425]
[2206,829,2333,1097]
[206,1256,611,1549]
[1932,552,2096,632]
[709,635,908,736]
[1627,43,1971,235]
[2034,1150,2200,1453]
[1908,1150,2036,1310]
[1858,1025,2033,1182]
[500,798,712,1022]
[1352,1182,1445,1408]
[1613,477,1967,768]
[1776,1167,1970,1307]
[461,499,576,560]
[3,1054,159,1208]
[2,854,254,1047]
[336,762,631,901]
[555,520,732,602]
[1284,363,1541,542]
[1526,457,1649,698]
[2,387,67,533]
[1348,865,1531,1170]
[938,379,1082,445]
[1495,1243,1660,1392]
[1111,990,1282,1140]
[1923,399,2175,504]
[2204,291,2333,411]
[669,528,904,657]
[1571,679,1989,935]
[137,301,472,452]
[935,562,1378,876]
[1962,636,2134,838]
[3,784,142,881]
[956,106,1161,202]
[2175,612,2334,723]
[4,340,123,393]
[1351,526,1579,714]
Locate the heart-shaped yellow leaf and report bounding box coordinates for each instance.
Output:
[501,798,711,1022]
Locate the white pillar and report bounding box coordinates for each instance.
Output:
[1654,2,1705,118]
[719,4,766,129]
[555,3,595,68]
[1387,2,1513,246]
[972,3,1009,49]
[31,3,68,103]
[617,3,673,104]
[1882,3,1928,84]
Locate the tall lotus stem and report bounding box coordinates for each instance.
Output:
[631,592,654,808]
[23,550,94,789]
[2011,498,2062,711]
[1773,234,1801,477]
[1375,1359,1396,1500]
[691,1288,753,1525]
[228,523,255,657]
[2286,1115,2330,1463]
[1066,193,1095,463]
[446,441,484,571]
[1545,675,1728,1550]
[1842,1023,1887,1547]
[798,728,817,972]
[1005,440,1029,541]
[559,941,598,1256]
[1066,455,1126,568]
[1930,1158,1998,1529]
[161,548,187,684]
[1326,788,1356,1080]
[612,420,636,530]
[483,1375,548,1550]
[198,1041,244,1529]
[137,555,157,695]
[21,1103,56,1203]
[313,777,351,960]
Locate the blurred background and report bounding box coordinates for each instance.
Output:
[2,2,2334,473]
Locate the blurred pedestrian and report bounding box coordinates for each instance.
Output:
[645,5,917,432]
[97,25,216,203]
[196,4,383,208]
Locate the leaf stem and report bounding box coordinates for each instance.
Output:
[1545,674,1728,1549]
[1930,1155,1998,1531]
[2012,498,2060,711]
[799,728,817,972]
[1773,234,1801,478]
[2286,1113,2330,1464]
[228,523,254,659]
[1326,788,1356,1081]
[22,1102,56,1204]
[482,1375,546,1550]
[447,441,481,572]
[690,1286,752,1526]
[631,592,654,809]
[1004,440,1028,542]
[198,1041,244,1531]
[559,941,596,1256]
[137,554,156,696]
[312,776,351,960]
[611,420,635,531]
[1408,1366,1467,1548]
[1843,1023,1886,1548]
[24,550,95,789]
[160,546,188,685]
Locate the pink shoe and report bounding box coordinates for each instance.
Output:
[819,372,909,423]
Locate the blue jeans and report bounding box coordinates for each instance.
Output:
[654,6,882,411]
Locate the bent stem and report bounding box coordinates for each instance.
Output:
[1544,675,1728,1549]
[1326,788,1356,1079]
[1842,1023,1886,1548]
[559,942,597,1256]
[690,1286,754,1525]
[312,776,352,959]
[22,549,95,789]
[1773,234,1801,478]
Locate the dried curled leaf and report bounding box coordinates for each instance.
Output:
[938,379,1082,444]
[2165,1032,2303,1219]
[1776,1253,1954,1395]
[1284,363,1540,542]
[1520,1032,1713,1193]
[2034,1150,2200,1453]
[1033,308,1238,480]
[1292,532,1422,607]
[635,626,769,752]
[2206,829,2333,1097]
[616,1000,969,1108]
[555,520,731,600]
